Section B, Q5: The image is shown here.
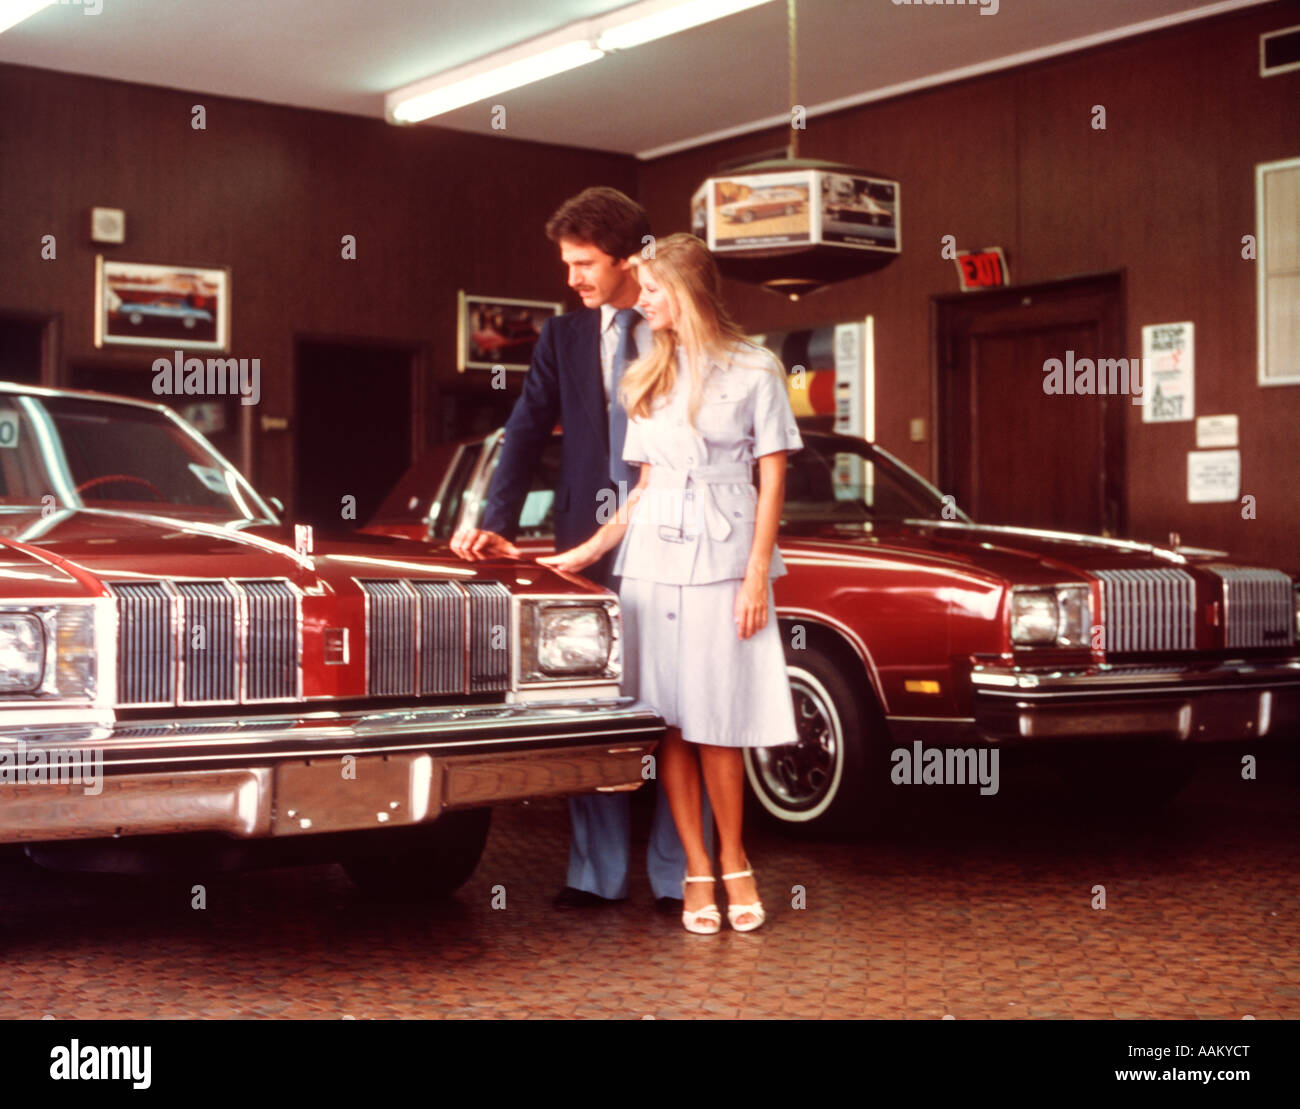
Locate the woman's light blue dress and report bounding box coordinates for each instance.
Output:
[613,342,804,748]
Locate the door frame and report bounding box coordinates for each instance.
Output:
[290,332,427,521]
[931,271,1127,537]
[0,310,60,386]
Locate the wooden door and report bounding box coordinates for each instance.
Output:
[936,275,1126,536]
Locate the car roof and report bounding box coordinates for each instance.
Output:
[0,379,173,415]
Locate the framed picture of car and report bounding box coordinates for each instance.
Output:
[94,257,230,351]
[457,292,561,372]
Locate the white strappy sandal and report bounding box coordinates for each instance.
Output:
[681,874,722,935]
[722,864,765,932]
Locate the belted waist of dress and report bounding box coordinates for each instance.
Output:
[641,463,753,541]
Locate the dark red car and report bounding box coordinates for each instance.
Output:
[0,383,660,895]
[369,426,1300,830]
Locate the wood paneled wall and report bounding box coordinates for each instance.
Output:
[635,2,1300,570]
[1,2,1297,568]
[0,63,636,512]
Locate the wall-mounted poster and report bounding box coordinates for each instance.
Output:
[1141,321,1194,422]
[94,257,229,350]
[749,319,873,441]
[749,318,875,496]
[1196,414,1238,448]
[1187,448,1240,503]
[458,292,562,372]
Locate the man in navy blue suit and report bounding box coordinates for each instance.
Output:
[451,187,709,911]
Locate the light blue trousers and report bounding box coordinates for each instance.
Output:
[566,781,713,901]
[566,569,714,899]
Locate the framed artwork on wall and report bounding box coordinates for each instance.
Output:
[458,292,561,372]
[94,257,230,351]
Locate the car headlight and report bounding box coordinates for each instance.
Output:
[0,605,97,699]
[518,600,620,684]
[0,613,44,692]
[1009,585,1091,647]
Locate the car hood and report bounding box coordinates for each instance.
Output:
[778,518,1239,584]
[0,508,584,600]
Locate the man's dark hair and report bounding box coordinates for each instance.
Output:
[545,187,650,261]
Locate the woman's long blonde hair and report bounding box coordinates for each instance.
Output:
[618,233,763,430]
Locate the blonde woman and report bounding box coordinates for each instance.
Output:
[538,233,803,933]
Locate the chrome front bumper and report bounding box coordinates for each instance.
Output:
[0,699,663,843]
[970,659,1300,743]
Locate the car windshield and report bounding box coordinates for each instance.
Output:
[0,392,276,524]
[784,437,964,524]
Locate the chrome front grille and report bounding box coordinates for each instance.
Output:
[178,581,237,702]
[1208,566,1295,648]
[1094,568,1196,652]
[111,579,299,706]
[363,579,417,695]
[114,581,176,705]
[239,580,299,701]
[467,582,511,692]
[412,581,466,694]
[359,579,511,696]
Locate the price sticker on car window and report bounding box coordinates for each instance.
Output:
[0,411,19,449]
[188,463,229,493]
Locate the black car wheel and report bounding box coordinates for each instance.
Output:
[744,643,888,832]
[740,209,756,223]
[341,807,491,901]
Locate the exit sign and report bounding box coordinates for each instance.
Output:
[955,248,1008,290]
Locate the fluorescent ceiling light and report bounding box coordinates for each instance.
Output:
[0,0,53,35]
[389,36,603,123]
[387,0,773,124]
[597,0,770,52]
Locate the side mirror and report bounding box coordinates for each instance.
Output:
[268,495,285,514]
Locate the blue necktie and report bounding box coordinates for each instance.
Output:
[608,307,640,490]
